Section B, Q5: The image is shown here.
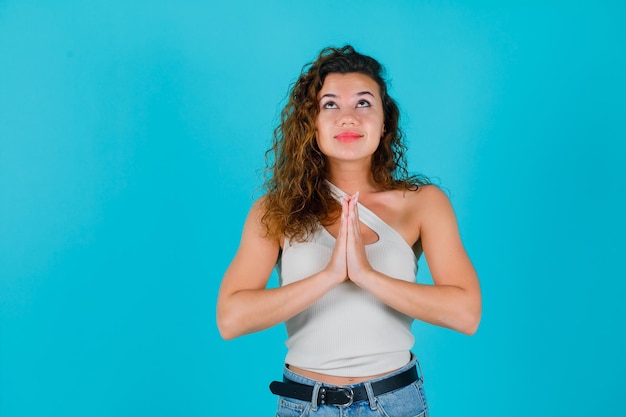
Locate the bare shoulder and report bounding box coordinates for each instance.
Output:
[394,184,452,213]
[235,195,279,247]
[247,195,268,222]
[399,184,457,233]
[244,195,274,227]
[410,184,451,208]
[221,195,281,289]
[364,185,451,247]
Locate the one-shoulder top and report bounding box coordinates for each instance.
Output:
[276,181,421,377]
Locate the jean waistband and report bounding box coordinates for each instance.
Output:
[271,354,423,409]
[282,353,422,388]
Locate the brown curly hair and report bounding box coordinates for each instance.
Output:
[262,45,429,242]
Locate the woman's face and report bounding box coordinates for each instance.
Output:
[315,72,385,165]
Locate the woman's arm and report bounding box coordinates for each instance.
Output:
[346,186,482,335]
[216,198,347,340]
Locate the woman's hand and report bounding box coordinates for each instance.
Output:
[322,195,351,284]
[323,192,373,285]
[344,192,374,284]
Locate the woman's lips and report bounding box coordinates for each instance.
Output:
[334,131,363,143]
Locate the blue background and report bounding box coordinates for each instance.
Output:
[1,1,624,416]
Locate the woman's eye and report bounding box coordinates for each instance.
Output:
[357,100,371,108]
[322,101,338,109]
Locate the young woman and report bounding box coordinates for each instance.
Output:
[217,45,481,416]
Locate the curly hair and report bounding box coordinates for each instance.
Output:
[262,45,429,242]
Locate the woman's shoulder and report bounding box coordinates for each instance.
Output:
[388,183,449,207]
[412,183,448,201]
[242,195,266,220]
[368,183,444,211]
[389,184,454,227]
[245,195,285,246]
[366,184,448,247]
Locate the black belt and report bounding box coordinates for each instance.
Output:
[269,365,418,407]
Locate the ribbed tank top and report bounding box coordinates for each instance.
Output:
[277,182,420,377]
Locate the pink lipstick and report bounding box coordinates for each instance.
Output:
[335,131,363,143]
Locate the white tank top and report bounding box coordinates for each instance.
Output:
[277,182,420,377]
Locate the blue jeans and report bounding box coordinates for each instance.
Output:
[275,355,429,417]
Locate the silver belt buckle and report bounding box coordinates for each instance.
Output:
[336,386,354,407]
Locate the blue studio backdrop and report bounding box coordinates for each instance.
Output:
[1,1,625,416]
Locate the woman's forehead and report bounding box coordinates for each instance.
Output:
[319,73,380,97]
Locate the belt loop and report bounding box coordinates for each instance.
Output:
[310,382,322,411]
[415,357,424,383]
[364,381,378,410]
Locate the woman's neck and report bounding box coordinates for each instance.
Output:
[326,169,378,196]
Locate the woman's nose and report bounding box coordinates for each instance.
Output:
[338,109,357,126]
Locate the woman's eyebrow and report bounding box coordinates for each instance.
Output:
[319,91,375,100]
